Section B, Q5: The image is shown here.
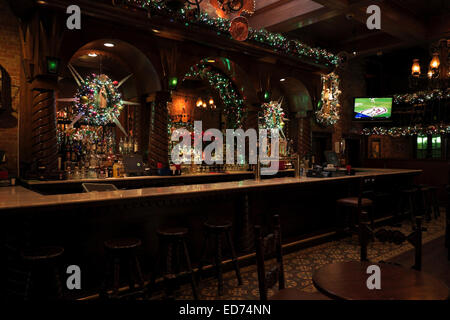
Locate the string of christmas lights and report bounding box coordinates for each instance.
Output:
[125,0,339,67]
[361,124,450,137]
[184,60,245,128]
[315,72,341,126]
[74,74,123,125]
[393,88,450,105]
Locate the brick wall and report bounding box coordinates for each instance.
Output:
[0,0,21,176]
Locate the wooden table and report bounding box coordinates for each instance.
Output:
[313,261,449,300]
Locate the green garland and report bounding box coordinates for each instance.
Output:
[125,0,339,67]
[361,124,450,137]
[393,88,450,105]
[261,100,285,130]
[184,60,245,129]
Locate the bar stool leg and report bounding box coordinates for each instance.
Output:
[182,239,198,300]
[53,266,63,299]
[214,233,224,296]
[128,258,135,291]
[408,193,416,227]
[432,191,440,218]
[225,229,242,286]
[113,257,120,298]
[197,231,209,280]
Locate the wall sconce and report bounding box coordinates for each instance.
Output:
[46,57,60,75]
[429,52,440,72]
[411,59,421,77]
[168,76,178,90]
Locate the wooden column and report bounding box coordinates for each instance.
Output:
[297,113,312,158]
[31,76,58,177]
[147,91,171,169]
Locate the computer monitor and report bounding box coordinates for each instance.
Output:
[123,154,145,176]
[82,183,118,192]
[324,151,340,166]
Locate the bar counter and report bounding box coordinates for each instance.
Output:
[1,168,420,211]
[0,168,421,295]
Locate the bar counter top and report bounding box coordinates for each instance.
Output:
[0,168,421,211]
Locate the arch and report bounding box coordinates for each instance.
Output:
[279,77,313,117]
[0,65,16,128]
[65,39,161,95]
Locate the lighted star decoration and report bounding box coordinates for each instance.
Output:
[57,63,139,136]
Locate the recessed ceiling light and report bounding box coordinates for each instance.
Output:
[36,0,47,4]
[353,51,357,55]
[104,43,115,48]
[280,78,286,82]
[152,29,160,33]
[88,53,98,57]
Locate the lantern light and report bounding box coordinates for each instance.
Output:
[411,59,421,77]
[430,52,440,71]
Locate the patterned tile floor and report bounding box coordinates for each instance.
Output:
[175,213,446,300]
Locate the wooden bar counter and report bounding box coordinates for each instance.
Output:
[0,168,421,294]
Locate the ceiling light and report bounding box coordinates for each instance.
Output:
[280,78,286,82]
[152,29,160,33]
[104,43,115,48]
[411,59,421,77]
[88,53,98,57]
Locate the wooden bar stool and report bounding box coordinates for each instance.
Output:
[336,177,375,234]
[416,185,432,221]
[21,246,64,300]
[428,186,440,218]
[155,228,198,300]
[398,188,418,224]
[101,238,145,299]
[198,219,242,296]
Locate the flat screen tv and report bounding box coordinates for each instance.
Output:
[353,97,393,120]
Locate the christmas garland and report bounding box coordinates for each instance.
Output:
[361,124,450,137]
[315,72,341,127]
[184,61,245,128]
[393,88,450,105]
[125,0,339,67]
[74,74,123,125]
[261,100,285,130]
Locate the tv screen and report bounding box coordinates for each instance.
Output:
[353,97,393,120]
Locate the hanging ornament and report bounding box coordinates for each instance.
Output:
[315,72,341,127]
[229,16,248,41]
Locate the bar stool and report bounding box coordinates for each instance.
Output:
[398,188,418,224]
[155,227,198,300]
[416,185,432,221]
[101,238,145,299]
[198,218,242,296]
[21,246,64,300]
[336,177,375,234]
[428,186,440,218]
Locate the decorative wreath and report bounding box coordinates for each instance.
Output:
[261,100,285,130]
[74,74,123,125]
[315,72,341,127]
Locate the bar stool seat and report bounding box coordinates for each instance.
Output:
[104,238,142,250]
[270,288,330,300]
[336,197,373,207]
[204,218,233,230]
[157,227,188,237]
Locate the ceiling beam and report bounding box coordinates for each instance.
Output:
[248,0,323,29]
[268,7,341,33]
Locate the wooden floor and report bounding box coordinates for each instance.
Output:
[388,236,449,287]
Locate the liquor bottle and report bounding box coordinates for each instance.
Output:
[134,138,138,154]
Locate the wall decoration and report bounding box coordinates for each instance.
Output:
[229,16,248,41]
[184,60,245,128]
[315,72,341,127]
[126,0,339,67]
[260,99,286,133]
[369,139,381,159]
[73,73,123,126]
